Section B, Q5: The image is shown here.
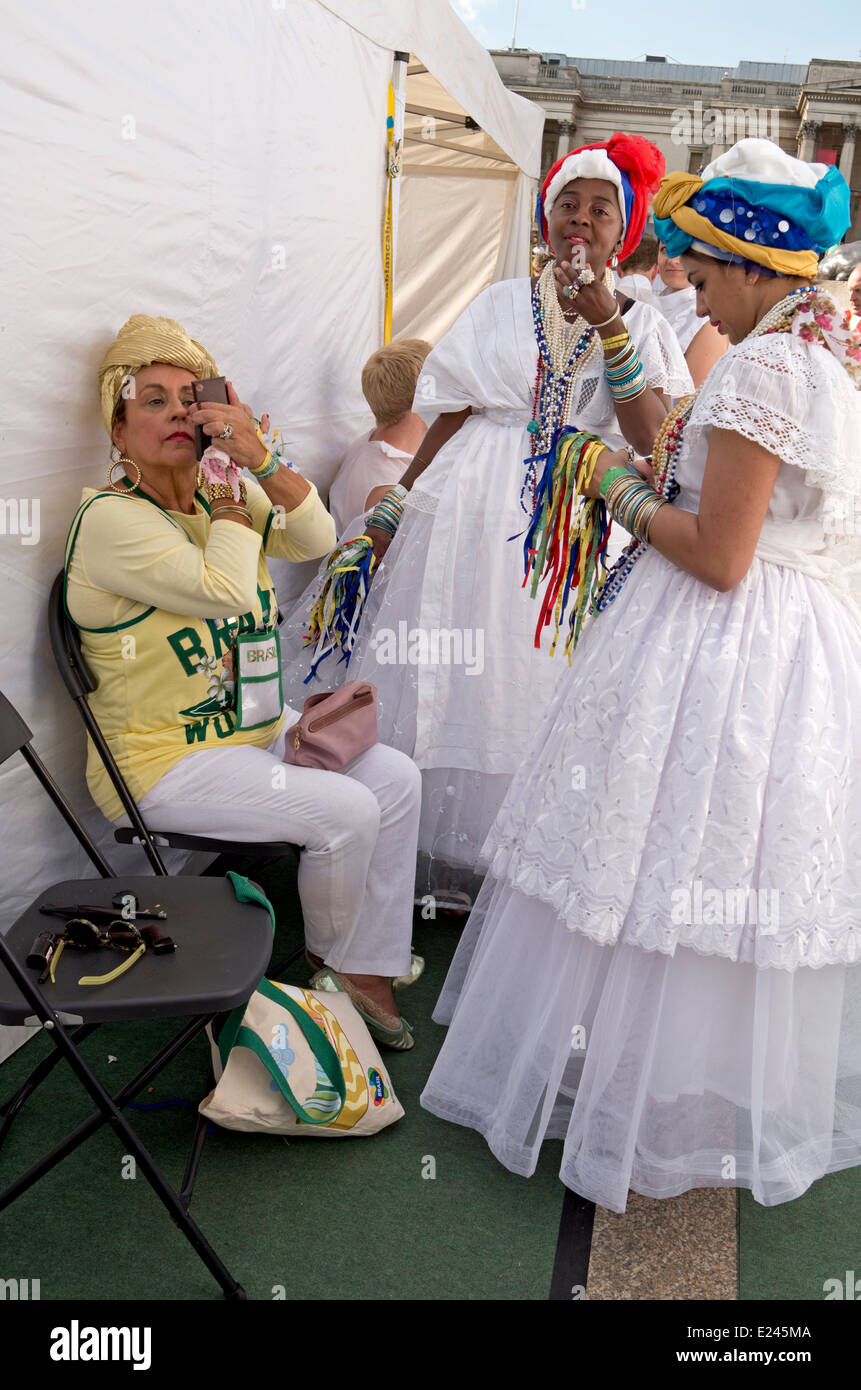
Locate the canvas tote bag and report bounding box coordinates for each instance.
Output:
[199,977,404,1137]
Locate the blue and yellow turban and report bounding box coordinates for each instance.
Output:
[652,138,850,280]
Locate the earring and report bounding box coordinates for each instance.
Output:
[610,253,619,269]
[107,449,142,493]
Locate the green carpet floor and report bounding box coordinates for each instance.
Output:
[0,858,567,1301]
[738,1172,861,1302]
[2,854,858,1301]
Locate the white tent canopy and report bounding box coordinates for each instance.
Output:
[0,0,542,1061]
[395,56,539,343]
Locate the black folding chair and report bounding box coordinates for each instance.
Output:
[49,570,300,877]
[0,689,280,1298]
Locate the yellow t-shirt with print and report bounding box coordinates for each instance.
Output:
[64,476,335,822]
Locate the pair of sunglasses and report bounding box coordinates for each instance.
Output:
[48,918,175,986]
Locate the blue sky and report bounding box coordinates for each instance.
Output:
[451,0,860,68]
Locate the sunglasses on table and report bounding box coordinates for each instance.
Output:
[28,918,176,987]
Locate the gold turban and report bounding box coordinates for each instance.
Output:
[98,315,219,435]
[652,171,819,280]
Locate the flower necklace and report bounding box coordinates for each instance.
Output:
[522,261,614,515]
[595,286,815,613]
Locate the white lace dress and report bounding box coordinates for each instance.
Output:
[420,329,861,1211]
[280,278,691,893]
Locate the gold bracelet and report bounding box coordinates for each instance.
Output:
[635,495,668,543]
[601,332,630,352]
[208,481,247,504]
[212,505,252,522]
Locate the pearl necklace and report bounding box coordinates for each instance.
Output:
[536,259,613,375]
[594,286,813,614]
[747,287,815,339]
[527,262,615,460]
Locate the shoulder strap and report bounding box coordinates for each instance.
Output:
[218,979,347,1126]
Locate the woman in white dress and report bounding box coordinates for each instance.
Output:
[421,139,861,1211]
[282,134,691,899]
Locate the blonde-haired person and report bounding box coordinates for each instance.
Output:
[64,315,422,1050]
[328,338,431,537]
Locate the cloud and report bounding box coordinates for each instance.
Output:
[451,0,494,24]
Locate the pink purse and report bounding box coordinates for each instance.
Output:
[282,682,379,771]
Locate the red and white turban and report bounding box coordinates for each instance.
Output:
[540,132,665,263]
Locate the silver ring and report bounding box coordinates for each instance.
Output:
[218,424,233,441]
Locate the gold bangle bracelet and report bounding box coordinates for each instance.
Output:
[212,506,252,522]
[208,481,247,503]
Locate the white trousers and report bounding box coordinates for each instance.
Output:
[121,726,421,976]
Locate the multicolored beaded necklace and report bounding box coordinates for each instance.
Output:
[594,286,813,613]
[521,261,613,514]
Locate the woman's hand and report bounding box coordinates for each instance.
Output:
[553,259,621,333]
[582,446,653,501]
[365,523,393,565]
[188,380,269,472]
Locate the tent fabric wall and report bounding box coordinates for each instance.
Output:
[0,0,543,1064]
[393,164,518,345]
[0,0,392,1062]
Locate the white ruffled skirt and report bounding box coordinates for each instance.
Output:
[422,876,861,1211]
[420,545,861,1209]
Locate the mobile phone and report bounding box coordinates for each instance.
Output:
[191,376,230,459]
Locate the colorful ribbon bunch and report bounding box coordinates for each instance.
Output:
[304,536,378,682]
[522,428,612,657]
[303,486,408,681]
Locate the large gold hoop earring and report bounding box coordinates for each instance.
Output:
[107,452,142,493]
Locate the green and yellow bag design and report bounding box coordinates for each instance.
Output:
[199,978,404,1138]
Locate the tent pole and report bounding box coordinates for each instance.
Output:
[383,50,409,344]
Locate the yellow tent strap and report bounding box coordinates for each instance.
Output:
[383,81,395,344]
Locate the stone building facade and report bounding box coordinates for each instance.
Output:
[491,53,861,241]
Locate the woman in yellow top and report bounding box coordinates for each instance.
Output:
[64,315,421,1049]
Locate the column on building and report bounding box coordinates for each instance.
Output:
[797,118,821,162]
[838,122,858,184]
[556,120,573,160]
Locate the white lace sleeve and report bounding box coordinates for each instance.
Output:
[624,300,694,399]
[687,334,861,500]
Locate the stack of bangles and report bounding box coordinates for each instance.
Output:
[209,479,251,524]
[365,483,408,541]
[602,329,647,404]
[599,466,668,543]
